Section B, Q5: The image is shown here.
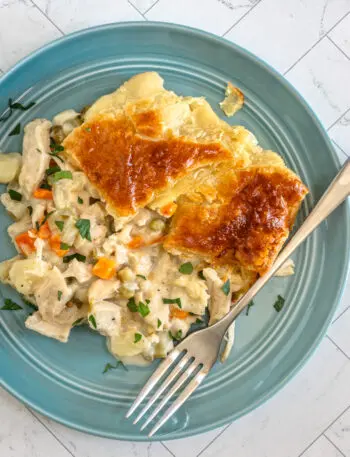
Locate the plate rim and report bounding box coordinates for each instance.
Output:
[1,21,349,441]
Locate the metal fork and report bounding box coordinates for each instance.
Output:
[126,159,350,437]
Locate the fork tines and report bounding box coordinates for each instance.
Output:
[125,348,207,437]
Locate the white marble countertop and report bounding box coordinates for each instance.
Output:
[0,1,349,456]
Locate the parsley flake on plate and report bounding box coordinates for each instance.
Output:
[1,298,22,310]
[88,314,97,329]
[221,279,230,296]
[134,333,142,343]
[273,295,285,312]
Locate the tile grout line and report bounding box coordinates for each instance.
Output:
[297,404,350,457]
[326,335,350,361]
[221,0,264,37]
[327,35,350,62]
[144,0,161,16]
[332,303,350,324]
[327,107,350,132]
[30,0,65,35]
[196,423,232,457]
[26,408,76,457]
[284,10,350,76]
[161,442,177,457]
[127,0,148,20]
[323,433,347,457]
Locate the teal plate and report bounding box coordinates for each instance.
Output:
[0,22,349,441]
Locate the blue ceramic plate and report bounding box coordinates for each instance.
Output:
[0,22,349,441]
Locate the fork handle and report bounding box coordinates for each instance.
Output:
[215,158,350,333]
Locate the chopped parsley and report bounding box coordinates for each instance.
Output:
[39,181,52,190]
[1,298,22,310]
[179,262,193,275]
[85,127,91,132]
[138,301,150,317]
[157,318,162,328]
[8,99,36,111]
[245,300,255,316]
[55,220,64,231]
[169,329,182,341]
[8,189,22,201]
[136,274,147,280]
[75,218,91,241]
[49,152,64,163]
[134,333,142,343]
[127,297,138,313]
[0,98,35,122]
[127,297,150,317]
[273,295,285,312]
[60,242,70,250]
[38,210,55,229]
[51,170,72,182]
[72,317,84,326]
[198,270,205,280]
[88,314,97,329]
[45,165,61,176]
[63,253,86,263]
[50,140,64,154]
[57,291,62,301]
[196,318,203,324]
[9,123,21,136]
[77,196,83,204]
[221,280,230,296]
[23,299,38,310]
[103,360,128,373]
[163,297,182,308]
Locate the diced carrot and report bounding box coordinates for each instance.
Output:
[37,221,51,240]
[49,234,69,257]
[15,232,36,255]
[33,188,53,200]
[92,257,116,280]
[159,202,177,217]
[170,306,189,320]
[127,236,144,249]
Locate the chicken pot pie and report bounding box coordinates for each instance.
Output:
[0,72,308,365]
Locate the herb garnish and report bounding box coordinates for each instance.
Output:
[169,330,182,341]
[55,220,64,231]
[221,280,230,296]
[23,299,38,310]
[198,270,205,280]
[8,189,22,201]
[75,218,91,241]
[157,318,162,328]
[51,170,72,182]
[0,98,35,122]
[57,291,62,301]
[1,298,22,310]
[9,123,21,136]
[138,301,150,317]
[60,242,70,250]
[38,210,55,229]
[163,297,182,308]
[77,196,83,204]
[63,253,86,263]
[136,274,147,280]
[134,333,142,343]
[127,297,150,317]
[273,295,285,312]
[245,300,255,316]
[179,262,193,275]
[103,360,128,373]
[88,314,97,329]
[45,165,61,176]
[72,317,84,326]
